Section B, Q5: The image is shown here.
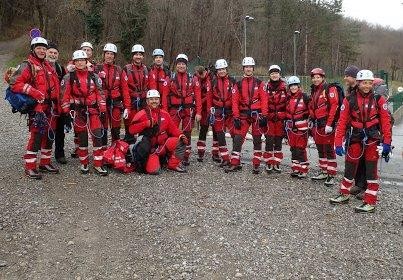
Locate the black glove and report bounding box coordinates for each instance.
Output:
[234,118,241,130]
[259,116,268,128]
[63,114,73,132]
[99,112,106,123]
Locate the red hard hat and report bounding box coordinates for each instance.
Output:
[373,78,384,87]
[310,68,325,77]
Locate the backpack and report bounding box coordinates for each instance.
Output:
[4,61,37,114]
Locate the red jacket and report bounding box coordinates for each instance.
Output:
[129,107,183,148]
[168,72,202,115]
[60,70,106,113]
[335,90,392,146]
[148,65,170,110]
[94,63,131,110]
[10,54,60,112]
[197,74,211,110]
[232,76,268,118]
[286,89,309,131]
[309,82,339,127]
[266,80,288,121]
[123,63,149,100]
[207,75,236,111]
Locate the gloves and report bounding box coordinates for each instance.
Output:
[179,134,188,145]
[123,109,129,119]
[382,143,391,162]
[234,118,241,130]
[259,116,268,128]
[99,112,106,123]
[98,71,106,79]
[335,146,345,156]
[30,88,45,103]
[66,64,75,72]
[195,114,202,122]
[325,125,333,134]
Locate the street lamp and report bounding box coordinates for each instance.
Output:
[293,30,300,75]
[244,15,254,57]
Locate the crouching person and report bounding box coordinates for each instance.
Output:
[129,90,188,174]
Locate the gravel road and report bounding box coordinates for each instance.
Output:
[0,37,402,280]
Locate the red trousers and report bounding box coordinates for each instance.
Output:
[211,113,233,162]
[145,137,184,174]
[312,126,337,175]
[287,130,309,174]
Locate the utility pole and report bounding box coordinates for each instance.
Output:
[244,15,254,57]
[293,30,300,75]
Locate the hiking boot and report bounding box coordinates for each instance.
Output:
[311,172,328,181]
[212,155,221,163]
[329,194,350,204]
[252,165,260,174]
[324,175,335,187]
[265,164,273,173]
[80,164,89,174]
[298,172,307,179]
[290,170,300,177]
[56,156,67,164]
[71,149,79,158]
[39,164,60,174]
[355,190,365,200]
[197,156,203,162]
[25,169,42,180]
[350,185,364,196]
[219,160,230,168]
[182,160,190,166]
[355,203,375,213]
[171,164,187,173]
[94,166,108,176]
[273,164,281,173]
[224,165,242,173]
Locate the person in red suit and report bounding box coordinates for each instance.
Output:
[329,70,392,213]
[148,48,171,111]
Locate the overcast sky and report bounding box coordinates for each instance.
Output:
[342,0,403,30]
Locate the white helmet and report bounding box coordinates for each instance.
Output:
[152,49,164,57]
[176,53,188,62]
[356,70,374,81]
[80,41,93,50]
[72,50,88,60]
[287,76,301,86]
[242,57,255,66]
[30,37,48,48]
[269,64,281,73]
[103,43,117,53]
[146,89,160,98]
[131,44,145,53]
[215,59,228,70]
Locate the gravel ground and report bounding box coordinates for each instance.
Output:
[0,38,402,280]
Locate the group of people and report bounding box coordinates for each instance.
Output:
[6,36,392,213]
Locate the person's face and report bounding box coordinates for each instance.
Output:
[343,75,356,87]
[269,71,280,81]
[243,66,254,77]
[46,48,59,62]
[358,80,373,94]
[154,55,164,66]
[217,68,227,78]
[311,74,324,86]
[74,59,87,70]
[289,84,299,94]
[104,51,115,64]
[132,52,144,65]
[81,47,93,59]
[196,70,207,79]
[34,46,47,60]
[176,62,187,73]
[147,97,160,108]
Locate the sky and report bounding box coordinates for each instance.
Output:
[342,0,403,30]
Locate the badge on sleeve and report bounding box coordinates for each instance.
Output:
[232,88,236,94]
[329,92,335,98]
[163,81,167,86]
[340,104,345,111]
[60,79,65,86]
[382,104,387,110]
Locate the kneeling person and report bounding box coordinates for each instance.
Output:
[129,90,188,174]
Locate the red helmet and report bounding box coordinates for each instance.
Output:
[310,68,325,77]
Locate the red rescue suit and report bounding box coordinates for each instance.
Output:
[263,80,288,166]
[129,107,185,174]
[148,65,170,110]
[335,90,391,205]
[61,70,106,168]
[231,77,268,167]
[285,89,310,174]
[9,54,60,171]
[309,82,339,175]
[207,75,236,163]
[168,72,202,162]
[95,63,130,146]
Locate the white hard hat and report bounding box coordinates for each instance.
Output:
[103,43,117,53]
[215,59,228,70]
[398,86,403,93]
[72,50,88,60]
[131,44,145,53]
[31,37,48,48]
[146,89,160,98]
[287,76,301,86]
[242,57,255,66]
[269,64,281,72]
[80,41,93,50]
[356,69,374,81]
[176,53,188,62]
[152,49,164,57]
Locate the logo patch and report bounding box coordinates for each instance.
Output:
[340,104,345,111]
[329,92,335,98]
[382,104,388,110]
[60,79,65,86]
